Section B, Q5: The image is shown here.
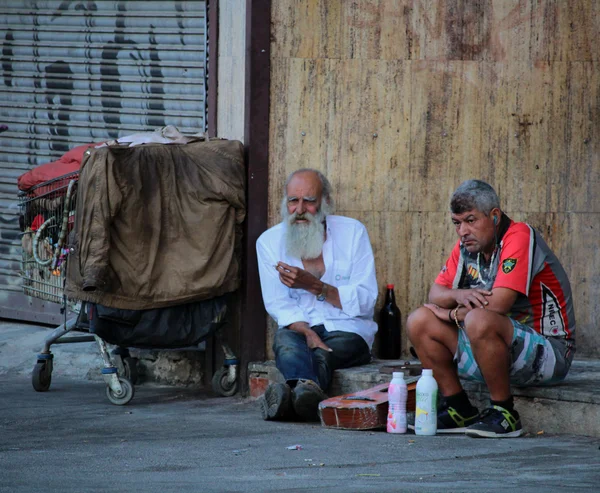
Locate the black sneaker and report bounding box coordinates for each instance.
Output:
[292,379,328,422]
[437,401,480,434]
[259,383,292,421]
[466,405,523,438]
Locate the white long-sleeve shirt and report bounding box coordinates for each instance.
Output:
[256,215,378,348]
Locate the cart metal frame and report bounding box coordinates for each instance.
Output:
[19,171,238,405]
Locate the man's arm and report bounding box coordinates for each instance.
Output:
[276,224,376,318]
[257,238,332,352]
[276,262,342,309]
[256,238,310,327]
[429,282,493,310]
[287,321,332,352]
[453,287,518,321]
[429,241,492,310]
[479,287,518,314]
[426,287,519,323]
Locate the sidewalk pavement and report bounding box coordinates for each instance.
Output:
[1,375,599,493]
[1,320,600,493]
[0,319,103,380]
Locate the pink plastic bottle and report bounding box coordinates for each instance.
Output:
[387,371,407,433]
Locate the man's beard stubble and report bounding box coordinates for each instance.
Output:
[283,203,332,260]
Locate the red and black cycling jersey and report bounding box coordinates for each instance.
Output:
[435,219,575,339]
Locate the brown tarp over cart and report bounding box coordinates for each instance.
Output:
[66,139,245,310]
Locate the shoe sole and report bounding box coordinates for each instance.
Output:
[408,425,472,434]
[259,395,278,420]
[466,428,524,438]
[436,427,469,434]
[260,385,290,421]
[259,396,270,420]
[293,393,321,421]
[292,383,327,422]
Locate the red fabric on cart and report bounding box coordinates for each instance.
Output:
[17,143,98,191]
[30,214,44,231]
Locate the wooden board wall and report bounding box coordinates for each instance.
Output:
[267,0,600,358]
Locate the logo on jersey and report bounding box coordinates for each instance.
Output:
[467,265,479,280]
[540,283,566,336]
[502,258,517,274]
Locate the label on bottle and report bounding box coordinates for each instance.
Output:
[415,389,438,435]
[388,407,407,432]
[387,383,407,434]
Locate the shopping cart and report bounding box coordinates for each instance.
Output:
[19,171,239,405]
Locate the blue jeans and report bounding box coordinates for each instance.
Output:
[273,325,371,390]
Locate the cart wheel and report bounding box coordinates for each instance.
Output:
[106,377,134,405]
[211,367,238,397]
[123,357,139,385]
[32,361,52,392]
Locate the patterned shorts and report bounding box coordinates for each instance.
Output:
[454,318,575,386]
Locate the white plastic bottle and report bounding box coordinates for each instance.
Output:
[415,369,438,436]
[387,371,407,434]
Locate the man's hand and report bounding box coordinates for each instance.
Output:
[305,329,332,352]
[288,322,332,352]
[424,303,456,323]
[276,261,320,292]
[429,283,491,310]
[453,288,492,310]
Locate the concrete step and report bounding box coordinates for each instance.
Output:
[248,358,600,438]
[463,359,600,438]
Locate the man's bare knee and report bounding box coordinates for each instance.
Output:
[407,307,458,378]
[464,308,499,342]
[465,308,514,349]
[406,306,438,343]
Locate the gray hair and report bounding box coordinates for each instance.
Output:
[450,180,500,215]
[280,168,335,218]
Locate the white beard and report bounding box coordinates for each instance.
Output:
[282,203,331,260]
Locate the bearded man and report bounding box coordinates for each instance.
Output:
[256,168,378,421]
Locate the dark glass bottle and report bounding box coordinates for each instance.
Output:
[377,284,401,359]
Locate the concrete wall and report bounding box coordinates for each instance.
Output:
[217,0,247,142]
[267,1,600,357]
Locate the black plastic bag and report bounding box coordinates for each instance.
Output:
[89,296,227,349]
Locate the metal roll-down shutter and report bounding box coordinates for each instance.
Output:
[0,0,208,323]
